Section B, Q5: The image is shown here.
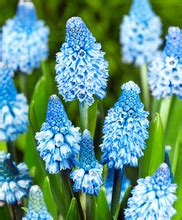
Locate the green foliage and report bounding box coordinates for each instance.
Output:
[173,130,182,220]
[66,198,80,220]
[43,176,58,220]
[95,187,110,220]
[139,113,165,177]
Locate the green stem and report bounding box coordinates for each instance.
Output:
[140,64,150,110]
[86,194,93,220]
[79,102,89,130]
[7,141,17,162]
[159,97,172,130]
[111,168,124,217]
[11,204,23,220]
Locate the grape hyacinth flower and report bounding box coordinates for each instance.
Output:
[148,27,182,98]
[101,81,149,169]
[35,95,80,174]
[0,151,32,205]
[55,16,109,106]
[23,185,53,220]
[120,0,162,66]
[105,167,130,206]
[125,163,177,219]
[70,130,103,196]
[2,0,49,74]
[0,62,28,141]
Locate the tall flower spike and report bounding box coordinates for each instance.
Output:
[125,163,177,219]
[55,17,109,106]
[148,27,182,99]
[120,0,162,66]
[70,130,103,196]
[0,62,28,141]
[100,81,149,169]
[35,95,80,174]
[0,151,32,205]
[23,185,53,220]
[2,0,49,74]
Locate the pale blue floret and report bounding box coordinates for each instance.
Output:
[35,95,80,174]
[55,16,109,106]
[148,27,182,99]
[70,130,103,196]
[23,185,53,220]
[105,167,130,207]
[125,163,177,219]
[0,62,28,141]
[100,81,149,169]
[0,151,32,205]
[120,0,162,66]
[2,1,49,74]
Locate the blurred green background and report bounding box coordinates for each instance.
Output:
[0,0,182,110]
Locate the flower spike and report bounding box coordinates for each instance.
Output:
[148,26,182,99]
[120,0,162,66]
[0,152,32,205]
[2,0,49,74]
[55,16,109,106]
[0,62,28,141]
[125,163,177,219]
[70,130,103,196]
[23,185,53,220]
[35,95,80,174]
[101,81,149,169]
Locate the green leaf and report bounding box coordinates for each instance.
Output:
[43,176,58,220]
[114,185,132,220]
[173,130,182,220]
[165,98,182,163]
[0,142,7,151]
[89,100,98,137]
[0,206,11,220]
[66,198,80,220]
[28,100,39,132]
[95,187,110,220]
[139,113,165,177]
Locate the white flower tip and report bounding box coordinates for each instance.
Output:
[66,17,83,29]
[29,185,41,194]
[121,81,140,94]
[165,145,171,153]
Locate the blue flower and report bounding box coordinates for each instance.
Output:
[125,163,177,219]
[120,0,162,66]
[0,151,32,205]
[55,16,109,106]
[148,27,182,99]
[35,95,80,174]
[101,81,149,169]
[105,167,130,207]
[2,1,49,74]
[0,62,28,142]
[70,130,103,196]
[23,185,53,220]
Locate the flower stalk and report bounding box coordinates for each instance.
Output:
[159,97,172,130]
[140,64,150,110]
[111,168,124,217]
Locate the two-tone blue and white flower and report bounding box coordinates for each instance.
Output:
[23,185,53,220]
[125,163,177,219]
[2,0,49,74]
[120,0,162,66]
[70,130,103,196]
[35,95,80,174]
[0,151,32,205]
[0,62,28,142]
[55,16,109,106]
[148,27,182,98]
[101,81,149,169]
